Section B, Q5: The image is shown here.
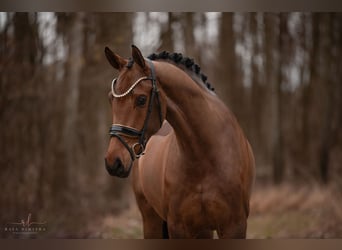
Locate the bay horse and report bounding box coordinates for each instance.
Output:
[104,45,255,238]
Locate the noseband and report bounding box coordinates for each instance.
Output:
[109,60,163,162]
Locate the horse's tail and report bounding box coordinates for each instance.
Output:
[162,220,169,239]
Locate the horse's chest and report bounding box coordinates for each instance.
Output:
[168,183,228,224]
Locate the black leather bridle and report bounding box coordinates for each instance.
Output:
[109,60,163,162]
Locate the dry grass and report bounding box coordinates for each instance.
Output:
[97,204,143,239]
[86,183,342,239]
[248,184,342,238]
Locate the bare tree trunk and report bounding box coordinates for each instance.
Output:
[62,12,85,195]
[0,12,42,225]
[318,13,341,184]
[159,12,175,52]
[272,13,286,185]
[298,13,320,181]
[263,13,277,182]
[250,13,263,157]
[183,13,195,56]
[217,13,236,108]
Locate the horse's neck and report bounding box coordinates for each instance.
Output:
[155,61,231,160]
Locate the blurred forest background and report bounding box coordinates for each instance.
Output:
[1,12,342,238]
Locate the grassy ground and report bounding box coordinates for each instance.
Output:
[248,184,342,238]
[88,184,342,239]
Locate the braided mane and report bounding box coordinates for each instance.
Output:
[147,51,215,92]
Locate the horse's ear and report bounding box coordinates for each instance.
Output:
[104,46,126,70]
[131,45,146,69]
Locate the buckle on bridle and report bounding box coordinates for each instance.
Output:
[132,142,145,158]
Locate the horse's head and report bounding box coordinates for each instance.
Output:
[104,45,166,178]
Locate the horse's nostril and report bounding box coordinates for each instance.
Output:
[105,157,124,176]
[113,157,123,170]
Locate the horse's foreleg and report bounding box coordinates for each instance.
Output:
[216,220,247,239]
[136,195,168,239]
[167,219,214,239]
[141,208,168,238]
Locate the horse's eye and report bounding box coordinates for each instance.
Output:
[136,95,147,107]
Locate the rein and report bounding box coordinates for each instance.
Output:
[109,60,163,162]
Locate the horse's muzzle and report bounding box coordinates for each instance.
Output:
[105,158,130,178]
